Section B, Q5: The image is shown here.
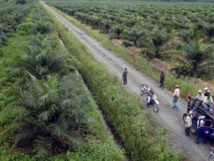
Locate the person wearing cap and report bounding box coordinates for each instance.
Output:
[204,87,210,97]
[195,116,206,144]
[173,85,180,109]
[196,90,204,101]
[185,111,193,136]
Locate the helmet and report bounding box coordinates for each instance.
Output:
[187,94,191,98]
[204,87,208,91]
[175,85,178,88]
[198,90,202,93]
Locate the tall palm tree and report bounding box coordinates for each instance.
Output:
[11,74,90,157]
[173,40,214,78]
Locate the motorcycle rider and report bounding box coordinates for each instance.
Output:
[147,87,155,107]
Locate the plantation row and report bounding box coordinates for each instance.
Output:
[0,1,33,48]
[49,4,182,160]
[0,4,124,160]
[46,1,214,79]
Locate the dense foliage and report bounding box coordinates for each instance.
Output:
[0,1,33,47]
[47,1,214,79]
[0,4,124,160]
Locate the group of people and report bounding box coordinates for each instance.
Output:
[187,87,213,112]
[185,87,214,144]
[122,68,214,144]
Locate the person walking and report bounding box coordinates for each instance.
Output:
[173,85,180,109]
[185,111,192,136]
[159,71,165,89]
[122,68,128,85]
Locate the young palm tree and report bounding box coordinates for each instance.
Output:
[177,29,194,43]
[99,19,112,33]
[173,40,214,78]
[12,36,75,86]
[123,26,147,46]
[110,24,124,39]
[144,28,169,59]
[203,23,214,39]
[11,74,90,157]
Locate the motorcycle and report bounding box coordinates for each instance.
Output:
[140,83,149,96]
[143,92,159,113]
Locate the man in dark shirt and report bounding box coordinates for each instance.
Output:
[122,68,128,85]
[159,71,165,89]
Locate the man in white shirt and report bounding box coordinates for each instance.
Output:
[185,111,193,136]
[196,90,204,101]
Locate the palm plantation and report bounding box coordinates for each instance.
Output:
[6,35,90,158]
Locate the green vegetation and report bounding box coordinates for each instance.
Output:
[0,1,33,48]
[0,3,124,160]
[47,1,214,80]
[47,4,204,103]
[47,4,181,161]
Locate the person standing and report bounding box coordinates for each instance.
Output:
[173,85,180,109]
[204,87,210,97]
[122,68,128,85]
[196,90,204,101]
[195,116,206,144]
[185,111,193,136]
[159,71,165,89]
[187,94,193,113]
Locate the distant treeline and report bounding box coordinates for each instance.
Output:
[44,0,214,2]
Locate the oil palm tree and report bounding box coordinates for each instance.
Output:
[203,23,214,39]
[11,74,90,157]
[12,36,75,86]
[144,28,169,59]
[173,40,214,78]
[123,26,147,46]
[110,24,124,39]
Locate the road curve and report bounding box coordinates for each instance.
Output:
[43,3,211,161]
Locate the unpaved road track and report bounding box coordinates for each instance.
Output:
[44,3,212,161]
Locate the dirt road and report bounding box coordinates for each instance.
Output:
[44,3,211,161]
